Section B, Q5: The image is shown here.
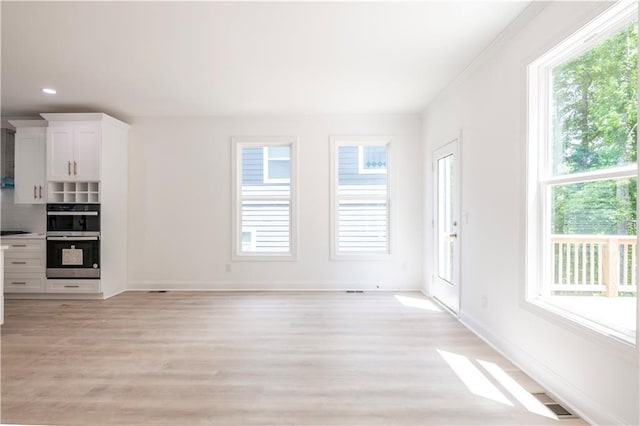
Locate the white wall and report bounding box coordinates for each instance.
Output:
[0,189,45,232]
[422,2,639,425]
[128,115,423,291]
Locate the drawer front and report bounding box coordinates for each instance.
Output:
[46,279,101,294]
[4,255,45,272]
[4,274,46,293]
[3,240,45,252]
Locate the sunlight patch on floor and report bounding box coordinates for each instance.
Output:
[478,359,558,420]
[395,295,442,312]
[438,348,560,421]
[437,349,513,406]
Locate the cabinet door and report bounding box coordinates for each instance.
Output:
[14,128,46,204]
[74,125,101,180]
[47,127,74,181]
[33,133,46,202]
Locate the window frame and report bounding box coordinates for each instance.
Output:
[263,146,292,184]
[358,145,388,175]
[330,135,393,261]
[526,1,638,345]
[231,136,298,262]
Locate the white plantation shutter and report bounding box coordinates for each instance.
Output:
[335,143,390,255]
[241,198,290,253]
[237,143,293,255]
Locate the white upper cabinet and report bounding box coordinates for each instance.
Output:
[9,120,47,204]
[47,127,74,180]
[43,115,101,182]
[73,125,101,180]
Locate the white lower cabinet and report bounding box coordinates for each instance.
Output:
[3,238,47,294]
[2,238,101,295]
[4,253,45,272]
[47,279,101,293]
[5,274,46,293]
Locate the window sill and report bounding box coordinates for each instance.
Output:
[524,296,636,352]
[330,252,392,262]
[232,254,297,262]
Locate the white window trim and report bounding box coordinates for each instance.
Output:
[526,1,638,345]
[330,136,393,261]
[263,146,291,184]
[357,145,387,175]
[231,136,298,262]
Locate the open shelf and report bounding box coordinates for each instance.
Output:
[48,181,100,204]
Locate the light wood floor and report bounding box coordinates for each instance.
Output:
[1,292,585,425]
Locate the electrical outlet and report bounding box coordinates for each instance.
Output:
[481,294,488,308]
[225,263,231,272]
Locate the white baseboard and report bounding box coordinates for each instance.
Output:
[459,311,625,426]
[5,293,104,300]
[127,280,421,292]
[103,288,127,299]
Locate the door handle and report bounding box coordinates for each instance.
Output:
[68,161,71,175]
[34,185,37,199]
[39,185,43,199]
[74,161,77,175]
[448,233,458,239]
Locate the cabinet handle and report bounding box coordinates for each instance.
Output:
[64,285,79,288]
[11,282,26,285]
[39,186,43,199]
[74,161,77,175]
[68,161,71,175]
[11,261,27,265]
[34,185,37,199]
[10,244,26,248]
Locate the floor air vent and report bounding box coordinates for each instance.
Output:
[532,393,578,419]
[345,290,364,293]
[148,290,168,293]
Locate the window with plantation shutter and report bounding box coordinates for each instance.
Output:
[331,137,391,258]
[232,137,297,260]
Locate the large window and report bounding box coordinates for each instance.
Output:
[527,2,637,342]
[330,137,391,259]
[232,137,297,260]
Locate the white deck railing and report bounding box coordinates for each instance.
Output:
[551,234,637,296]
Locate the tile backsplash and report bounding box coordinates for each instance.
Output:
[1,189,45,232]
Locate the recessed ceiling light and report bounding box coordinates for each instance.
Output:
[42,88,57,95]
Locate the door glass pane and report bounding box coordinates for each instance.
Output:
[438,154,454,284]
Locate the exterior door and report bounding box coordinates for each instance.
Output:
[432,138,460,314]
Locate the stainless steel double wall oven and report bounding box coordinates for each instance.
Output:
[46,204,100,279]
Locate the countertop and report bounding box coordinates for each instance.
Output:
[0,233,46,240]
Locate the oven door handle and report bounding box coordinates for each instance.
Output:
[47,236,99,241]
[47,212,99,216]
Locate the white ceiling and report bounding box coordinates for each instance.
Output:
[1,1,531,120]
